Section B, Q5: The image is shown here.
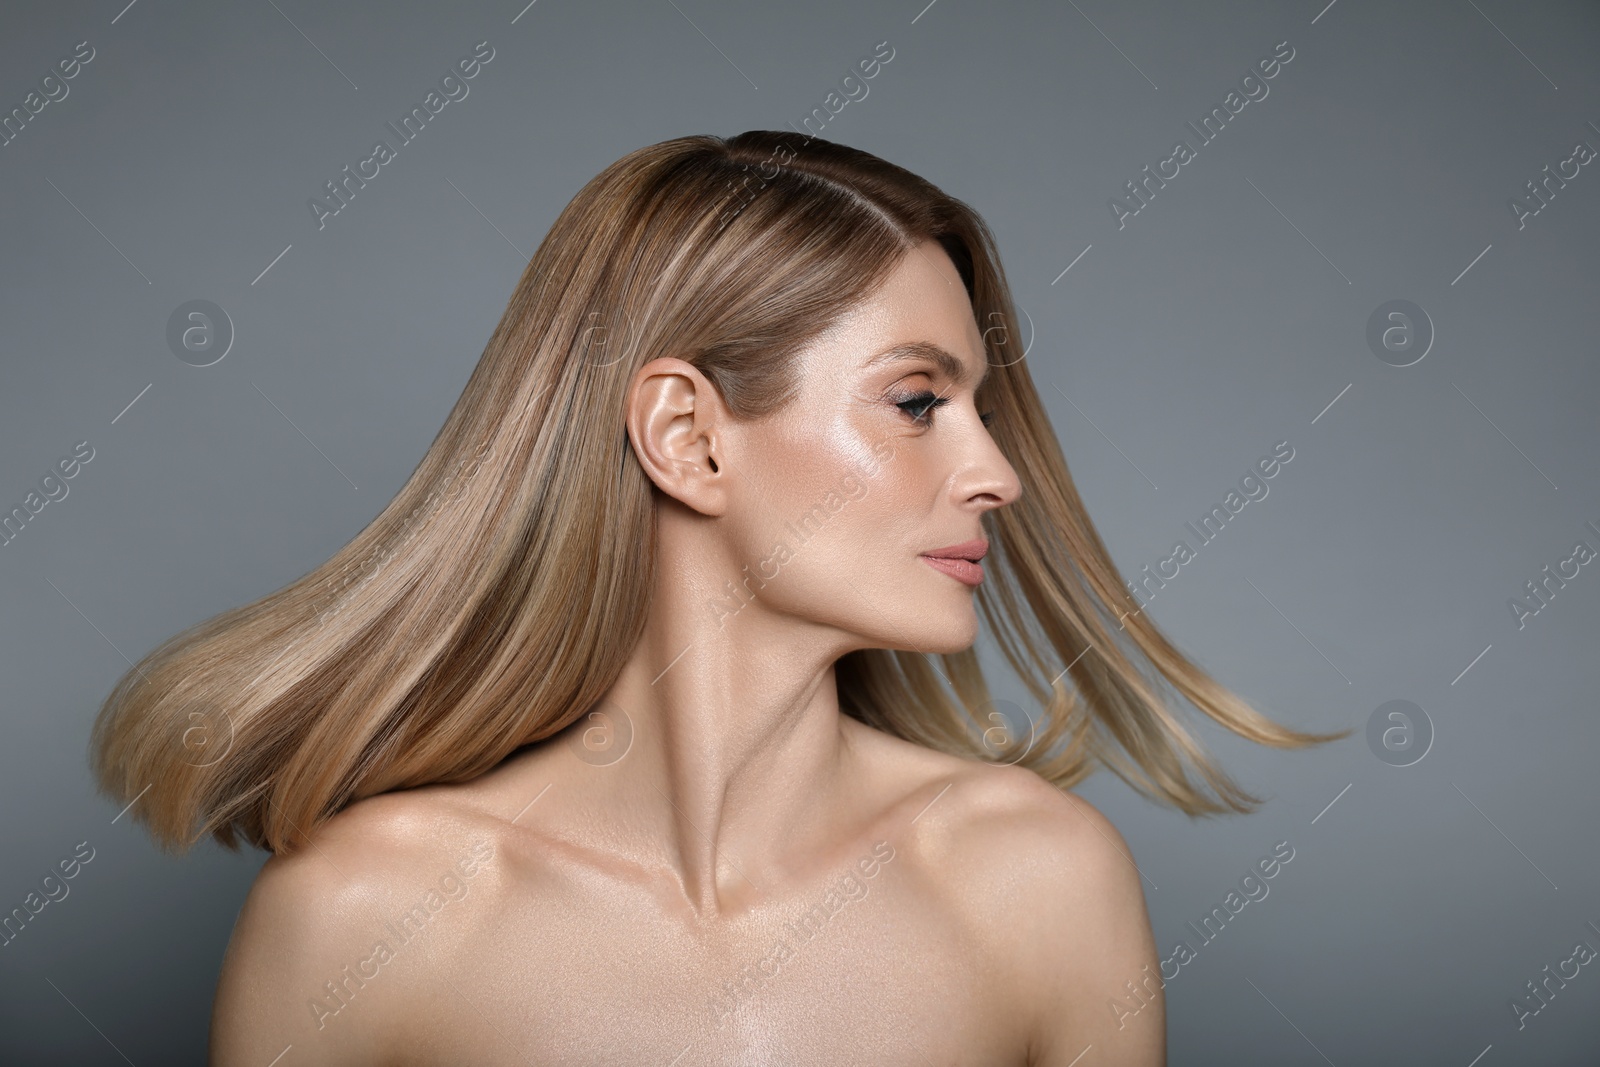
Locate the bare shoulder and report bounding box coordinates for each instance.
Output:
[857,732,1163,1066]
[887,753,1146,915]
[209,788,510,1066]
[846,717,1142,885]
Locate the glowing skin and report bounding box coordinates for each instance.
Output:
[210,241,1165,1066]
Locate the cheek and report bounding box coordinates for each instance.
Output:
[759,450,934,602]
[729,442,896,595]
[729,446,981,651]
[741,415,881,528]
[724,400,979,636]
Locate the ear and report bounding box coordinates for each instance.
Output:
[625,357,730,516]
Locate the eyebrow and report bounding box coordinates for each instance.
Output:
[863,341,990,391]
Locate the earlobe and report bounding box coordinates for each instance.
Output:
[625,357,729,516]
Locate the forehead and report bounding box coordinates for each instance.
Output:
[795,241,987,387]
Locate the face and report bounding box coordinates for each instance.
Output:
[715,239,1023,655]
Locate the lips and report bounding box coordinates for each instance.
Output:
[920,538,988,587]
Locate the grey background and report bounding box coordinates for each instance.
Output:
[2,0,1597,1063]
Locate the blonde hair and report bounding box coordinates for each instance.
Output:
[90,131,1346,854]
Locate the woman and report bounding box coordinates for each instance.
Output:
[91,131,1343,1065]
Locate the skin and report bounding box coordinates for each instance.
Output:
[210,240,1165,1066]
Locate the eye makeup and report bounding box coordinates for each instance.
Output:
[889,388,997,429]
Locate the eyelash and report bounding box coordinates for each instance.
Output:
[893,391,996,427]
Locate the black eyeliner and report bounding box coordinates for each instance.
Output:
[894,390,949,421]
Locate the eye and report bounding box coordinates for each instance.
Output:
[980,410,996,427]
[894,390,950,423]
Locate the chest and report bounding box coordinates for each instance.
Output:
[400,866,1028,1065]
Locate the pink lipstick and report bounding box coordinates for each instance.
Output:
[920,538,987,587]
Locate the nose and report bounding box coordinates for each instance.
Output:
[950,419,1022,513]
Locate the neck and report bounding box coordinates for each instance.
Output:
[547,514,866,917]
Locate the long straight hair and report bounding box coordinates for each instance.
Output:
[90,131,1346,854]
